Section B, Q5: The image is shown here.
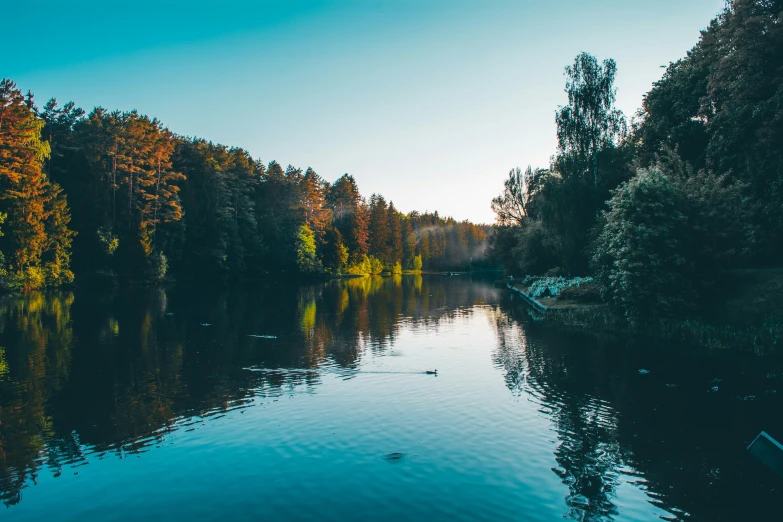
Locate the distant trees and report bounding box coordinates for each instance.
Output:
[0,76,488,291]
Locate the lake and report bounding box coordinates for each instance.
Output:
[1,275,781,521]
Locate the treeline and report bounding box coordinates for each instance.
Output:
[0,81,488,291]
[490,0,782,321]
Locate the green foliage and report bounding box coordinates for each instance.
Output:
[491,166,548,226]
[491,10,778,321]
[22,266,46,292]
[392,261,402,275]
[345,254,384,275]
[555,52,627,187]
[97,227,119,256]
[636,0,783,258]
[295,224,322,274]
[509,219,561,276]
[490,52,633,277]
[558,283,602,303]
[323,227,349,272]
[654,148,754,275]
[524,276,594,298]
[146,251,168,283]
[2,77,489,288]
[592,149,753,321]
[592,168,695,321]
[412,254,423,271]
[346,255,371,275]
[369,256,384,275]
[0,347,7,380]
[368,194,391,264]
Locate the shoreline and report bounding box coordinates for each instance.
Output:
[505,280,783,354]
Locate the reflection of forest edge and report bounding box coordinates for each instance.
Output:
[491,298,783,521]
[0,275,497,506]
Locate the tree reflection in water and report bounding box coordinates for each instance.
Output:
[490,297,783,522]
[0,275,497,506]
[490,306,626,521]
[3,278,781,519]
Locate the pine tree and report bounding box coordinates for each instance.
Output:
[387,201,403,265]
[368,194,391,265]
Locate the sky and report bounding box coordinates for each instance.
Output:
[4,0,725,224]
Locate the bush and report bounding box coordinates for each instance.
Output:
[558,283,602,303]
[412,254,423,271]
[23,266,46,292]
[295,225,323,274]
[368,256,384,275]
[147,252,168,283]
[392,261,402,274]
[592,167,696,321]
[346,255,385,275]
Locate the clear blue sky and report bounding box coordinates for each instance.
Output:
[6,0,724,223]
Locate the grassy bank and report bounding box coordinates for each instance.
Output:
[510,269,783,354]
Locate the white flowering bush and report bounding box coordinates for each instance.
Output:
[526,276,594,298]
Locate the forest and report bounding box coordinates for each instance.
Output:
[489,0,783,324]
[0,84,488,292]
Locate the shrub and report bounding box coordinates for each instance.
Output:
[392,261,402,274]
[23,266,46,292]
[345,255,385,275]
[146,252,168,283]
[346,255,371,275]
[592,167,696,321]
[295,224,323,274]
[412,254,423,271]
[368,256,384,275]
[558,283,602,303]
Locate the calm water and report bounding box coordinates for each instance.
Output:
[1,275,782,521]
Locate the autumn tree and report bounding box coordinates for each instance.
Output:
[0,79,74,290]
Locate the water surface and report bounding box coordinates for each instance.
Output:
[1,275,781,520]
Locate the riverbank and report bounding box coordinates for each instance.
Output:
[508,269,783,354]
